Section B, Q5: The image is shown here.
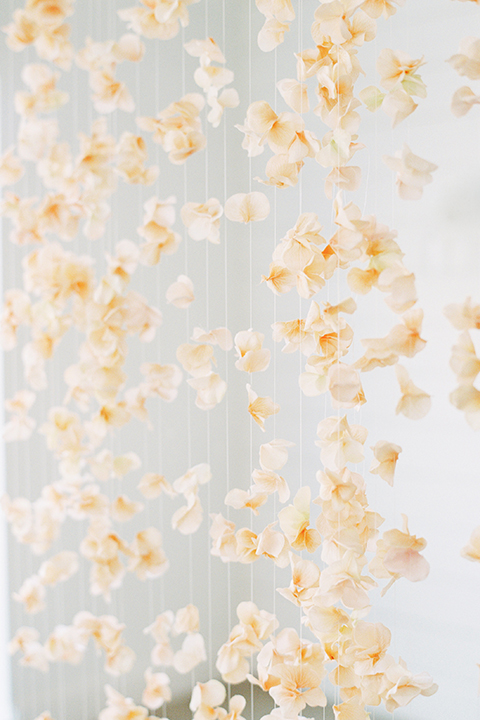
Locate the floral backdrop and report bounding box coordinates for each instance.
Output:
[1,1,480,719]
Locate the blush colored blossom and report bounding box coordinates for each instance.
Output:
[190,679,226,720]
[461,526,480,562]
[448,37,480,80]
[247,384,280,431]
[166,275,194,308]
[191,326,233,351]
[370,441,402,486]
[142,668,171,710]
[395,364,431,420]
[235,330,271,373]
[187,372,227,410]
[383,145,437,200]
[224,192,270,223]
[451,85,480,116]
[278,486,321,553]
[173,632,207,673]
[181,199,223,243]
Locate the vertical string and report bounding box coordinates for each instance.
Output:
[221,0,232,704]
[181,23,195,698]
[248,3,255,720]
[204,0,214,685]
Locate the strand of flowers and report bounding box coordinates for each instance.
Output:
[0,0,237,714]
[207,1,439,719]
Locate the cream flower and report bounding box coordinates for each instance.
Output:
[173,632,207,673]
[110,495,144,522]
[99,685,150,720]
[258,18,290,52]
[184,37,226,64]
[247,384,280,431]
[277,79,309,113]
[259,438,294,472]
[451,85,480,117]
[191,326,233,351]
[138,473,176,499]
[15,63,68,118]
[119,0,199,40]
[382,87,418,127]
[377,48,426,95]
[278,486,321,553]
[361,0,405,18]
[383,145,437,200]
[444,297,480,330]
[461,526,480,562]
[171,494,203,534]
[90,70,135,114]
[38,551,79,585]
[234,330,271,373]
[210,513,238,562]
[173,463,211,496]
[13,575,46,614]
[187,372,227,409]
[216,695,246,720]
[277,552,320,608]
[224,192,270,223]
[269,664,326,717]
[177,343,215,377]
[173,603,200,634]
[190,679,226,720]
[395,364,431,420]
[3,389,36,442]
[142,668,171,710]
[370,514,430,591]
[207,89,240,128]
[332,698,371,719]
[370,441,402,486]
[141,362,183,401]
[181,199,223,243]
[144,610,174,637]
[448,37,480,80]
[166,275,195,308]
[316,415,367,470]
[327,363,366,409]
[0,147,24,186]
[128,528,169,580]
[224,487,269,515]
[383,659,437,712]
[116,133,158,185]
[252,469,290,504]
[255,522,290,567]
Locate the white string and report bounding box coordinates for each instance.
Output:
[204,0,214,685]
[181,23,196,698]
[248,4,255,720]
[222,0,232,704]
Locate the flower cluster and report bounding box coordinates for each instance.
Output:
[10,611,136,675]
[144,603,206,674]
[360,48,426,127]
[448,36,480,116]
[119,0,200,40]
[185,37,239,127]
[445,297,480,429]
[137,93,206,164]
[255,0,295,52]
[3,0,75,69]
